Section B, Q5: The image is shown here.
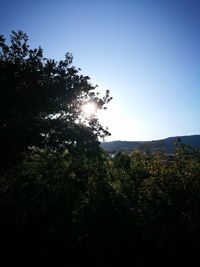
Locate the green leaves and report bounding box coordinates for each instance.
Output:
[0,136,200,264]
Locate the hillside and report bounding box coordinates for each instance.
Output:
[101,135,200,153]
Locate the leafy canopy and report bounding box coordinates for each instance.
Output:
[0,31,112,164]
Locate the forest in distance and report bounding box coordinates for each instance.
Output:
[101,135,200,153]
[0,31,200,266]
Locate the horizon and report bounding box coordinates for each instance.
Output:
[101,133,200,143]
[1,0,200,141]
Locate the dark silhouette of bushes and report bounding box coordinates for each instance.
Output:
[1,31,200,266]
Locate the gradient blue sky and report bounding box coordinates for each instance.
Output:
[1,0,200,141]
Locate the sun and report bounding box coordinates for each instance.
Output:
[81,102,97,117]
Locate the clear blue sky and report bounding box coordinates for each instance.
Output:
[1,0,200,141]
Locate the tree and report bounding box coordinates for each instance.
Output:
[0,30,112,167]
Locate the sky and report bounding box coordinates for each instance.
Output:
[1,0,200,141]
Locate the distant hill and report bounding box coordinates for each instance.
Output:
[101,135,200,153]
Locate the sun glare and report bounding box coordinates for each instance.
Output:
[82,102,97,117]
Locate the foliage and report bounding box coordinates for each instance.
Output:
[1,31,200,266]
[0,31,112,167]
[1,144,200,265]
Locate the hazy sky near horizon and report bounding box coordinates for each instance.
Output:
[1,0,200,141]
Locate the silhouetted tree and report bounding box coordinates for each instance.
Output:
[0,31,112,167]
